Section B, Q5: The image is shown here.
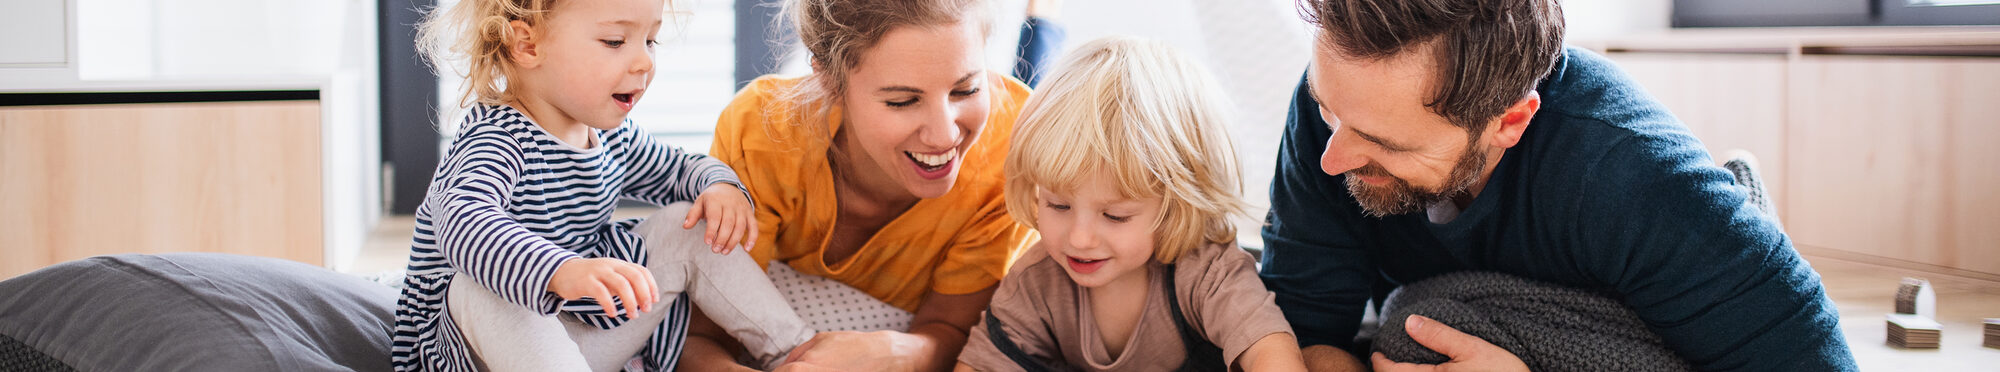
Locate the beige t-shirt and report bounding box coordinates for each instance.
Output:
[959,242,1294,371]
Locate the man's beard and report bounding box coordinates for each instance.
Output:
[1344,143,1489,218]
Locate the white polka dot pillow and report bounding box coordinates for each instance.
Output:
[767,262,913,333]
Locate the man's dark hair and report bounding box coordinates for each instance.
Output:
[1298,0,1565,130]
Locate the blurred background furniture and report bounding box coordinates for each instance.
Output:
[1,93,325,278]
[1582,27,2000,279]
[0,0,378,278]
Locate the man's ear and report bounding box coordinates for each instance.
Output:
[1486,91,1540,149]
[507,20,541,69]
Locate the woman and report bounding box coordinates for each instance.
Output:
[687,0,1063,370]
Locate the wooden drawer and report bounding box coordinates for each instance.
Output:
[1784,56,2000,275]
[0,100,323,278]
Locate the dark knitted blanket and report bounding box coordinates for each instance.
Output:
[0,334,74,372]
[1372,272,1692,372]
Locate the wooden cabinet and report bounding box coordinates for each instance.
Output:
[1595,28,2000,277]
[1785,56,2000,275]
[0,100,323,278]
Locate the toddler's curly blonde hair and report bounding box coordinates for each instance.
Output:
[417,0,678,108]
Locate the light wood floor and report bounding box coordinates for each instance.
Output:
[350,214,2000,369]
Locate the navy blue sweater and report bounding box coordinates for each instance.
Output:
[1258,47,1855,371]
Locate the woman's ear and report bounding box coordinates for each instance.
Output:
[507,20,542,69]
[1486,90,1540,149]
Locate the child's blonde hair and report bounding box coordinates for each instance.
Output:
[417,0,678,108]
[1004,36,1248,264]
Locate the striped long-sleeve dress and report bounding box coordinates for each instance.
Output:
[391,105,745,372]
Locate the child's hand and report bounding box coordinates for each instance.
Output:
[683,182,758,254]
[548,257,658,318]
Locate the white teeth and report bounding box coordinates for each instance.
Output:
[906,148,958,167]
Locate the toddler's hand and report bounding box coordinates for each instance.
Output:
[548,257,658,318]
[683,183,758,254]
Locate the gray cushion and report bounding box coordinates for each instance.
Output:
[0,253,395,371]
[1373,271,1691,372]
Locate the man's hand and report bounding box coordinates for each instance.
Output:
[547,257,658,318]
[1371,315,1527,372]
[683,182,758,254]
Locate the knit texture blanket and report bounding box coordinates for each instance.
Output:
[1372,271,1692,372]
[1,334,75,372]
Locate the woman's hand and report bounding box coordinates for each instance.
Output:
[783,330,936,372]
[772,361,847,372]
[684,182,758,254]
[781,287,994,371]
[547,257,658,318]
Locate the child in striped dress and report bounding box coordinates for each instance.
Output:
[391,0,812,371]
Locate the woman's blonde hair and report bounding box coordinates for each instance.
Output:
[1004,37,1249,264]
[417,0,679,108]
[770,0,996,143]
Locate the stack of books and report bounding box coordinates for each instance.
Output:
[1886,313,1941,349]
[1984,318,1998,349]
[1887,277,1943,349]
[1895,278,1923,314]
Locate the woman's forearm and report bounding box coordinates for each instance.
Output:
[903,286,995,371]
[677,336,759,372]
[907,321,972,371]
[678,307,757,372]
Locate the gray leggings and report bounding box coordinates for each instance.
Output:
[447,202,814,371]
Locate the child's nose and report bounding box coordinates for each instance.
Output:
[630,50,654,75]
[1067,222,1100,250]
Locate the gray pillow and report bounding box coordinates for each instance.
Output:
[0,253,396,371]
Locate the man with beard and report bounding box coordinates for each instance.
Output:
[1258,0,1857,371]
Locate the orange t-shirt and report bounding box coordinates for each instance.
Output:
[710,73,1035,311]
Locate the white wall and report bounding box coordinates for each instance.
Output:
[322,0,385,272]
[1564,0,1673,39]
[74,0,150,79]
[77,0,357,80]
